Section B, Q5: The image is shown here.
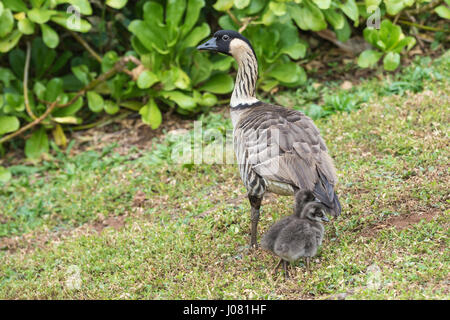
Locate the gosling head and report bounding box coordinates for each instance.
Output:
[301,202,329,223]
[197,30,255,60]
[293,190,316,217]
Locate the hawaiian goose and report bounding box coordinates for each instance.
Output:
[197,30,341,247]
[261,190,328,278]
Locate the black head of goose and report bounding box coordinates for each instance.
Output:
[198,30,341,248]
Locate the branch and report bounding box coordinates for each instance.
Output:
[397,20,449,33]
[69,30,102,63]
[0,101,59,145]
[55,55,142,109]
[0,56,143,145]
[227,9,241,26]
[23,42,37,120]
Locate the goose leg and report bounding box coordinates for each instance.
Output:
[283,260,290,279]
[248,195,262,248]
[272,258,283,275]
[305,257,311,273]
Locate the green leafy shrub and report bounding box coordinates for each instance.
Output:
[358,20,416,70]
[0,0,447,162]
[128,0,234,117]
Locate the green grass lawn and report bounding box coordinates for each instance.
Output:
[0,53,449,299]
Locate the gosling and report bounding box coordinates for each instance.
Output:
[261,191,329,278]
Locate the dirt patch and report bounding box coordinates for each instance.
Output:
[361,209,440,237]
[0,214,127,254]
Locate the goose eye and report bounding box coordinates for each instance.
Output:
[222,35,230,41]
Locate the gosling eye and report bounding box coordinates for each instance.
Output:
[222,35,230,41]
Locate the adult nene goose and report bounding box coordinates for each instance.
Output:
[197,30,341,247]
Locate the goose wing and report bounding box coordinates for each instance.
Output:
[235,103,341,216]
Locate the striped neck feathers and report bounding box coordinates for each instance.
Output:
[229,39,259,108]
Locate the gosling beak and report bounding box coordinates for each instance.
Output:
[197,37,218,51]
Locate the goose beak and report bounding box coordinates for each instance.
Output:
[197,37,218,51]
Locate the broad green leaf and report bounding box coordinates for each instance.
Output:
[0,67,16,87]
[267,62,304,83]
[213,0,235,11]
[383,52,400,71]
[335,17,351,42]
[234,0,250,9]
[312,0,331,10]
[261,7,276,25]
[104,100,120,114]
[87,91,104,113]
[161,91,197,110]
[25,127,49,159]
[211,56,234,71]
[50,13,92,33]
[290,1,327,31]
[199,73,234,94]
[50,51,72,74]
[52,96,83,116]
[183,23,211,48]
[379,19,402,51]
[190,51,213,85]
[357,49,383,68]
[281,43,307,60]
[194,91,218,107]
[174,68,191,90]
[45,78,63,102]
[218,14,239,30]
[0,30,22,53]
[384,0,413,15]
[0,2,3,16]
[143,1,164,27]
[260,79,278,92]
[435,5,450,19]
[4,93,25,112]
[128,20,167,54]
[137,70,159,89]
[166,0,187,28]
[324,9,345,30]
[59,0,92,15]
[0,9,14,38]
[18,18,35,35]
[52,124,67,148]
[363,27,379,47]
[244,0,266,14]
[31,37,56,78]
[101,51,119,73]
[0,115,20,135]
[3,0,28,12]
[40,24,59,48]
[28,8,55,24]
[181,0,205,37]
[30,0,45,8]
[365,0,381,9]
[340,0,359,24]
[106,0,128,9]
[140,99,162,129]
[52,116,81,124]
[71,64,90,85]
[269,2,287,16]
[392,36,416,53]
[33,82,46,100]
[0,166,12,183]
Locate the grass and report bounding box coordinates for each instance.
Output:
[0,53,449,299]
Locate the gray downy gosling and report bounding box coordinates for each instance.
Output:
[261,190,315,254]
[262,191,329,278]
